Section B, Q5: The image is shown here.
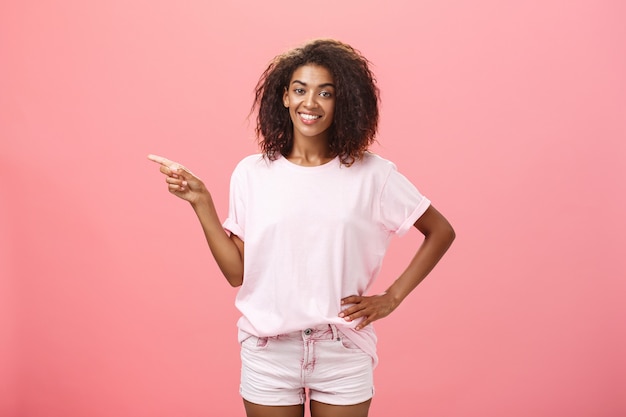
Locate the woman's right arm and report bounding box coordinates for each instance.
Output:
[148,154,244,287]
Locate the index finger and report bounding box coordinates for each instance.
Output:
[147,154,184,171]
[341,295,361,305]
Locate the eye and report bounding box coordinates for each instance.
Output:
[294,88,305,95]
[319,91,333,98]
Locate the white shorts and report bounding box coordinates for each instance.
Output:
[239,324,374,406]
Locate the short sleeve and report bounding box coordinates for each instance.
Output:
[222,164,246,240]
[379,165,431,237]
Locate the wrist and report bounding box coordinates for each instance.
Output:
[190,189,212,210]
[383,286,406,307]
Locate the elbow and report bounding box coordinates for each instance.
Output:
[219,259,244,287]
[443,222,456,248]
[447,224,456,243]
[219,263,243,287]
[428,220,455,249]
[414,206,455,246]
[225,274,243,287]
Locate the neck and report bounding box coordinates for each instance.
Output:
[288,136,334,167]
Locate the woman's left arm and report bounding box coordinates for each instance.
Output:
[339,205,456,330]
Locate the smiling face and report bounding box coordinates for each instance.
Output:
[283,64,336,145]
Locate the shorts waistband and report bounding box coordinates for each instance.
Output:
[238,324,341,343]
[300,324,338,340]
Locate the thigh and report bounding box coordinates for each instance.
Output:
[240,332,305,406]
[310,399,371,417]
[244,399,304,417]
[307,330,374,406]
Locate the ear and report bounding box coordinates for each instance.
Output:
[283,87,289,108]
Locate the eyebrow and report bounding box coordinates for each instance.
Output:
[291,80,335,89]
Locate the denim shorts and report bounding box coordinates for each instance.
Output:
[239,324,374,406]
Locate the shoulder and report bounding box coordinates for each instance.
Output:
[354,152,398,173]
[233,154,271,173]
[235,153,265,167]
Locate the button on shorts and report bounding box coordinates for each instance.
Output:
[239,324,374,406]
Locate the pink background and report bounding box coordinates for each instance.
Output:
[2,1,625,416]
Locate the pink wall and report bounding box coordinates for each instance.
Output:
[2,1,625,416]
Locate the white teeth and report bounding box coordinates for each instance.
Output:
[300,113,320,120]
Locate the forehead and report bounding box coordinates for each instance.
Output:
[290,64,334,85]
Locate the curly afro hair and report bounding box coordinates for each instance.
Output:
[251,39,380,166]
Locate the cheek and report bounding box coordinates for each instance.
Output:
[289,108,299,123]
[327,104,336,120]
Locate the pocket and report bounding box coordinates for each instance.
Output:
[241,334,270,350]
[337,332,361,351]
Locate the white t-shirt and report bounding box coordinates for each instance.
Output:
[223,152,431,366]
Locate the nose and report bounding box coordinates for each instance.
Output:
[303,92,317,108]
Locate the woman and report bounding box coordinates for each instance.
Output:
[149,38,455,417]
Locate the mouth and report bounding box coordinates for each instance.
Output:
[298,112,322,124]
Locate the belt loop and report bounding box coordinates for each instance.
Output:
[330,324,338,340]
